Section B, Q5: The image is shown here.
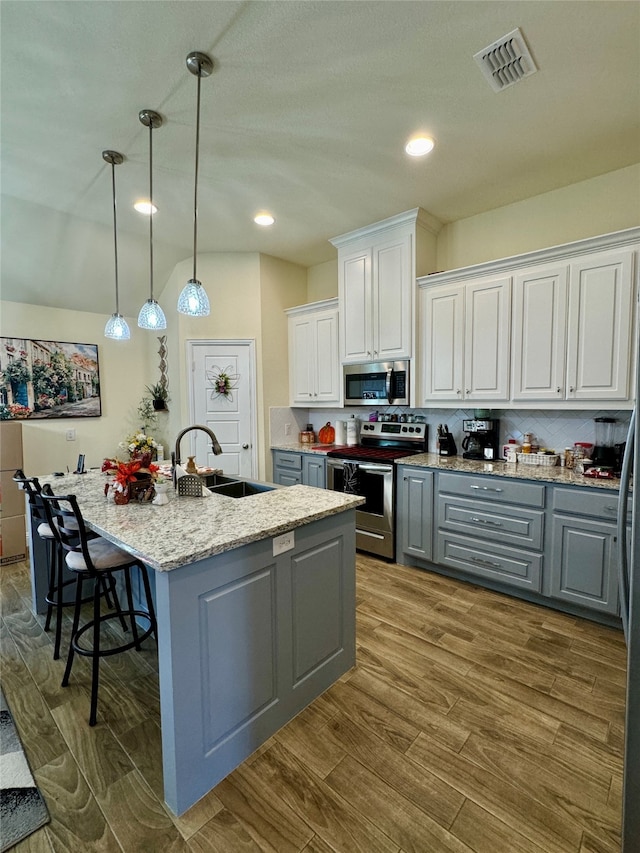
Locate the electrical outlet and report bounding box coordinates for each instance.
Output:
[284,423,291,436]
[273,531,295,556]
[65,429,76,441]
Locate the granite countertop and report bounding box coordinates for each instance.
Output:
[396,452,625,491]
[272,443,335,454]
[40,471,364,572]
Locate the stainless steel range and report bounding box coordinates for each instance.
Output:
[326,421,428,559]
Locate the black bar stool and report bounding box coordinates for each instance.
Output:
[13,470,79,659]
[41,490,157,726]
[13,471,118,660]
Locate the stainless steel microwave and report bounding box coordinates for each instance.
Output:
[343,360,409,406]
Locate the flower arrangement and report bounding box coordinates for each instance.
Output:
[120,431,158,459]
[102,457,159,503]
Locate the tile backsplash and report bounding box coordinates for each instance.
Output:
[270,406,632,455]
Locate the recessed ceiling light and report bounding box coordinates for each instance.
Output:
[134,200,157,215]
[405,136,435,157]
[254,213,275,226]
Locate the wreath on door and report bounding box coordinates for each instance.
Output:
[206,365,240,401]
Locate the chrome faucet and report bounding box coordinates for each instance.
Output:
[174,424,223,467]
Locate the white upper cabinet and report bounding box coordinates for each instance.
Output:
[566,249,635,401]
[287,299,341,407]
[331,209,440,365]
[512,264,569,401]
[513,249,635,402]
[418,227,639,408]
[420,275,511,403]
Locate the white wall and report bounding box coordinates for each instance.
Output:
[0,301,152,475]
[436,164,640,271]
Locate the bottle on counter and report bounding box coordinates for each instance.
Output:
[522,432,532,454]
[346,415,358,446]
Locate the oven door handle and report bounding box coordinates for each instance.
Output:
[386,368,393,404]
[356,463,393,474]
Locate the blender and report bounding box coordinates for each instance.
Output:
[593,417,617,467]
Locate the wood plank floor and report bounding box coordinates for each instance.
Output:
[0,553,626,852]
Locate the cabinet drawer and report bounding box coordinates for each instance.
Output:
[273,451,303,471]
[438,472,545,508]
[437,496,544,550]
[436,532,542,592]
[553,486,622,522]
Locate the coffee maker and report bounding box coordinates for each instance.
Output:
[461,419,500,460]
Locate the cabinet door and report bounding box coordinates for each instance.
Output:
[464,276,511,401]
[566,249,634,400]
[419,283,464,403]
[340,248,372,363]
[314,311,341,404]
[289,315,315,403]
[550,515,619,614]
[512,265,568,400]
[302,456,326,489]
[373,233,412,360]
[274,469,303,487]
[398,467,433,560]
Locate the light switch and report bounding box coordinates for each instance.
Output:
[273,531,295,556]
[66,429,76,441]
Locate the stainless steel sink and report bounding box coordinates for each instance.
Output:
[201,472,276,498]
[208,480,275,498]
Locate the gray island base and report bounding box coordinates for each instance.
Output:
[34,472,362,815]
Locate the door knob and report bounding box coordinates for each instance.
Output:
[242,443,249,449]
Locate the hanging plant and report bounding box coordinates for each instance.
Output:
[206,365,240,401]
[2,359,31,386]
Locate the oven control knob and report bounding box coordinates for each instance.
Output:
[402,426,407,432]
[409,427,414,432]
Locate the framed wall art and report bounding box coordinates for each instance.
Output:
[0,337,101,420]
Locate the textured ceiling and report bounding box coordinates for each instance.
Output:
[1,0,639,317]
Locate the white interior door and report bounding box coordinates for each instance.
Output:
[187,340,257,478]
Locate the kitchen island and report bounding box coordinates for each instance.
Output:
[33,471,363,815]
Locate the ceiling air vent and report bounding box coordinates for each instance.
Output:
[474,27,538,93]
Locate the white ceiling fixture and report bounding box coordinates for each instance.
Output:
[474,27,538,93]
[405,136,435,157]
[103,150,130,341]
[134,200,158,215]
[137,108,166,331]
[254,213,275,226]
[177,50,213,318]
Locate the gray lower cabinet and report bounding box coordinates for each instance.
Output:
[302,454,327,488]
[435,472,545,592]
[396,466,624,621]
[398,466,433,561]
[272,450,326,488]
[549,487,620,614]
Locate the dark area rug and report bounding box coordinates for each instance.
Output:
[0,688,50,852]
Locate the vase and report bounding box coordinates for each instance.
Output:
[152,483,169,506]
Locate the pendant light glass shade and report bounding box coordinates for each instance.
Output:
[138,298,166,328]
[103,150,130,341]
[178,51,213,317]
[177,279,210,316]
[105,313,131,340]
[138,109,166,330]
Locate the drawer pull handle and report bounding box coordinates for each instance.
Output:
[471,556,502,570]
[470,485,503,493]
[470,517,503,527]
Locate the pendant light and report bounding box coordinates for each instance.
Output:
[103,150,131,340]
[177,51,213,317]
[137,109,166,330]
